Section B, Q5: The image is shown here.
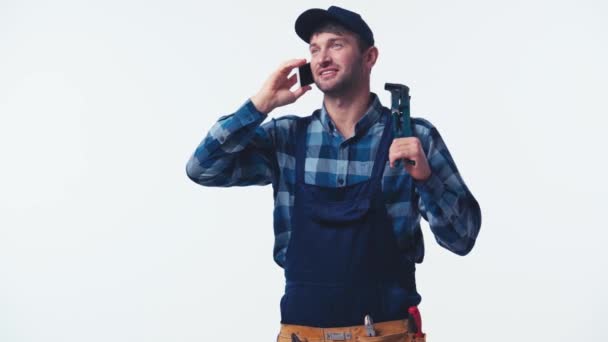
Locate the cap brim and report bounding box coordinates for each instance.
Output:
[295,8,334,43]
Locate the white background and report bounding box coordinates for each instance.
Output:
[1,0,607,341]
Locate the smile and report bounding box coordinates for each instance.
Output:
[319,69,338,78]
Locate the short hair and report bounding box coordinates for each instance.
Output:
[310,20,372,53]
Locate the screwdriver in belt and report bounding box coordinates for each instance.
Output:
[364,314,376,337]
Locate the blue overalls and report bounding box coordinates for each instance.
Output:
[280,111,420,328]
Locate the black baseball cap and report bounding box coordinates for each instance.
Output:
[295,6,374,46]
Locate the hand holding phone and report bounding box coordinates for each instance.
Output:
[298,62,314,87]
[251,59,312,114]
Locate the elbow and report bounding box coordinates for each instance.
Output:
[454,200,482,256]
[185,157,205,184]
[185,157,226,186]
[436,234,478,256]
[452,237,477,256]
[437,218,481,256]
[456,220,482,256]
[454,220,482,256]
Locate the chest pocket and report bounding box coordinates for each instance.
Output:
[307,197,372,224]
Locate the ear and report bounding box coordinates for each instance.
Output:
[364,46,379,69]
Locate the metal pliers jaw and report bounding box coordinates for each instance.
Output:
[384,83,416,166]
[384,82,412,138]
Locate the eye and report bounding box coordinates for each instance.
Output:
[310,47,319,54]
[332,42,343,49]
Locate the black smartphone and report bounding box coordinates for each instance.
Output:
[298,62,314,87]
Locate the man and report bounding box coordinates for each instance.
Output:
[186,5,481,341]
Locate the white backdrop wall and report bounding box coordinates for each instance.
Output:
[1,1,607,341]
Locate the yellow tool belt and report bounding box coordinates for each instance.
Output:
[277,318,427,342]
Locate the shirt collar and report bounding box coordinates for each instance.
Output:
[317,93,384,137]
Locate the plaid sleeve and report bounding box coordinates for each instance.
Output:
[186,99,278,187]
[413,119,482,256]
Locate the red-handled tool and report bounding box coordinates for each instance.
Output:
[408,306,425,338]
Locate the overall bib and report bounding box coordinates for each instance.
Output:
[280,111,419,328]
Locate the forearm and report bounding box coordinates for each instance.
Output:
[186,100,275,187]
[416,173,481,255]
[412,119,482,255]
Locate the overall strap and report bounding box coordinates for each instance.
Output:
[370,109,394,181]
[295,115,313,184]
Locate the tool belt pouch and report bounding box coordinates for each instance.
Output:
[356,332,428,342]
[356,332,407,342]
[407,333,427,342]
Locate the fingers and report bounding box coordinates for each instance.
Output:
[389,138,423,168]
[391,137,421,149]
[390,150,414,164]
[272,59,305,89]
[387,137,431,180]
[254,59,309,114]
[389,149,416,168]
[284,73,298,88]
[276,58,307,77]
[292,85,312,100]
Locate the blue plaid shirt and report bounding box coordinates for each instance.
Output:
[186,93,481,267]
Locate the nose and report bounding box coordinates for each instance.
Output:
[318,49,332,67]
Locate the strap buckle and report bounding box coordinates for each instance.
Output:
[325,332,352,340]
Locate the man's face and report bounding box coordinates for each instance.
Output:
[308,31,365,96]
